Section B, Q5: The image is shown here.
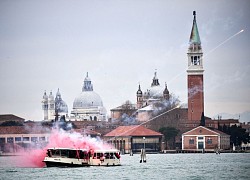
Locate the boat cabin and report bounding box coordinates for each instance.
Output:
[43,148,121,167]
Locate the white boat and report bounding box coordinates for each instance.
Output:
[43,148,121,167]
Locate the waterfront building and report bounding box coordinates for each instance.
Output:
[71,73,107,121]
[42,89,68,121]
[182,126,230,151]
[0,125,50,153]
[104,125,163,153]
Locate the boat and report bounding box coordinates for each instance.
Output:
[43,148,121,167]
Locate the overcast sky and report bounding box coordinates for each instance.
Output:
[0,0,249,121]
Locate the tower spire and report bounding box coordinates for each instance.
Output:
[189,11,201,45]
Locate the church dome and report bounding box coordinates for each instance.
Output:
[73,91,103,108]
[72,72,104,109]
[147,85,164,98]
[146,71,164,99]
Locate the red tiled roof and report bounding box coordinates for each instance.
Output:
[0,125,51,134]
[211,129,230,136]
[0,114,25,122]
[183,126,230,136]
[104,125,163,137]
[74,128,101,136]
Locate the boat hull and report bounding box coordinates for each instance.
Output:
[43,161,90,167]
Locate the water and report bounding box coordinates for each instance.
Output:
[0,153,249,180]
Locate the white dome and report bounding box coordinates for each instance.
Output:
[73,91,103,109]
[147,85,164,98]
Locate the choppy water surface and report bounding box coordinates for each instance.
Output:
[0,153,249,180]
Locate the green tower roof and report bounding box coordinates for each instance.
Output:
[189,11,201,45]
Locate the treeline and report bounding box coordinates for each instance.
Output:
[218,124,249,146]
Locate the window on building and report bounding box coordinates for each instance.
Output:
[31,137,38,142]
[23,137,30,141]
[39,137,46,141]
[0,138,5,144]
[207,138,212,144]
[7,137,14,143]
[15,137,22,142]
[198,136,203,140]
[189,139,194,144]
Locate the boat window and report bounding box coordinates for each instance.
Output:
[51,149,60,156]
[55,150,60,156]
[79,151,88,159]
[61,150,68,157]
[114,152,120,159]
[68,150,77,158]
[110,153,114,159]
[47,150,52,157]
[104,153,110,159]
[96,153,102,159]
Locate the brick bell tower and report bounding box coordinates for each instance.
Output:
[187,11,204,121]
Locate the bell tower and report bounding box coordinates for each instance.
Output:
[42,91,48,120]
[187,11,204,121]
[136,84,143,109]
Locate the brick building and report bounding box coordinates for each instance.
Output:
[182,126,230,151]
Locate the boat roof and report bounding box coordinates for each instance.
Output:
[94,149,119,153]
[47,147,88,151]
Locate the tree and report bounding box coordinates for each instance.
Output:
[200,112,205,126]
[229,125,249,146]
[159,127,179,150]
